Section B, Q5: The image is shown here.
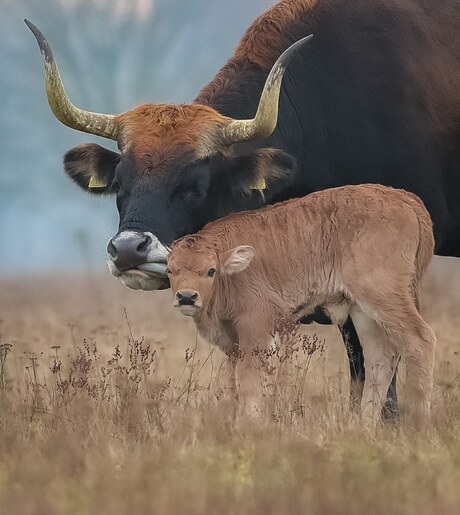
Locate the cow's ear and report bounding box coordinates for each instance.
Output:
[64,143,120,194]
[230,149,296,193]
[219,245,255,275]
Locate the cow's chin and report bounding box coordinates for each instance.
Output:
[116,269,169,291]
[107,259,170,291]
[120,270,167,291]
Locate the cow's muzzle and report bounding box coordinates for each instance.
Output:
[106,230,170,290]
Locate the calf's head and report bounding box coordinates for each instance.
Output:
[27,20,310,291]
[167,241,255,317]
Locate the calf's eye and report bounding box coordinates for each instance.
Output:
[207,268,216,277]
[165,268,171,274]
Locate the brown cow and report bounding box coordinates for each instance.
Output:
[167,184,436,424]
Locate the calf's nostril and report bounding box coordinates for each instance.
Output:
[191,293,198,301]
[176,292,183,300]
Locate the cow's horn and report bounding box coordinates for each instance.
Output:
[25,20,118,140]
[221,34,313,147]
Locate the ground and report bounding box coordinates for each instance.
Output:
[1,257,460,514]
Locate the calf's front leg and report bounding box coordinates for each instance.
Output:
[234,315,275,417]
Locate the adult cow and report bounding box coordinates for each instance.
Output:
[26,0,460,417]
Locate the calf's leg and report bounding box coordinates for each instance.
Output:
[383,308,436,422]
[300,309,399,416]
[356,293,436,423]
[235,315,275,417]
[349,305,399,427]
[340,316,398,418]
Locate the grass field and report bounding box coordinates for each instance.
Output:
[1,257,460,514]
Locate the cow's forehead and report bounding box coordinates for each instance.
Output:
[116,103,230,163]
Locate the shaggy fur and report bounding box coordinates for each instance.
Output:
[168,184,436,423]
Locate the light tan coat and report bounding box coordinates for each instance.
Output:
[168,184,436,424]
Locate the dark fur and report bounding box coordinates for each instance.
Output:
[197,0,460,256]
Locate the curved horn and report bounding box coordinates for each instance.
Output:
[221,34,313,147]
[25,20,118,140]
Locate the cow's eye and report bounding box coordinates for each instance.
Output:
[207,268,216,277]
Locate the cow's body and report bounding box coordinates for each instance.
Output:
[197,0,460,257]
[27,0,460,417]
[168,185,436,423]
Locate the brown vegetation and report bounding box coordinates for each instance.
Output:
[0,258,460,514]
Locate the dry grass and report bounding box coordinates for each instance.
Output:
[1,257,460,515]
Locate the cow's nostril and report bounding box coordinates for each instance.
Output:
[107,240,117,258]
[107,231,152,271]
[137,235,152,253]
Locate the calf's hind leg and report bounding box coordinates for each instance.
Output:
[301,310,399,416]
[382,305,436,421]
[349,305,399,427]
[357,293,436,422]
[340,316,398,418]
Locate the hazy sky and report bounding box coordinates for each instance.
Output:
[0,0,273,274]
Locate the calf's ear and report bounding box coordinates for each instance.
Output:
[64,143,120,194]
[219,245,255,275]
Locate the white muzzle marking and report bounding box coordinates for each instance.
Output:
[106,231,170,291]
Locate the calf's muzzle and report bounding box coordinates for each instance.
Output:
[175,290,200,306]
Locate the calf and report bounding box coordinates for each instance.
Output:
[167,184,436,424]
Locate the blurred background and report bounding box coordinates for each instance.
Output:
[1,0,459,295]
[0,0,273,274]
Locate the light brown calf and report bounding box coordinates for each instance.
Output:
[167,184,436,424]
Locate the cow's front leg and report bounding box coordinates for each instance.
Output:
[340,316,365,410]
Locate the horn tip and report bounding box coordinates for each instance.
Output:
[24,19,53,62]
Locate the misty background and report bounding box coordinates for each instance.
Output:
[1,0,459,295]
[0,0,273,274]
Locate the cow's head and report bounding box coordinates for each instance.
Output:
[26,20,311,291]
[168,236,255,317]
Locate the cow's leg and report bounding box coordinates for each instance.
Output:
[299,309,366,408]
[349,306,399,427]
[340,317,365,411]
